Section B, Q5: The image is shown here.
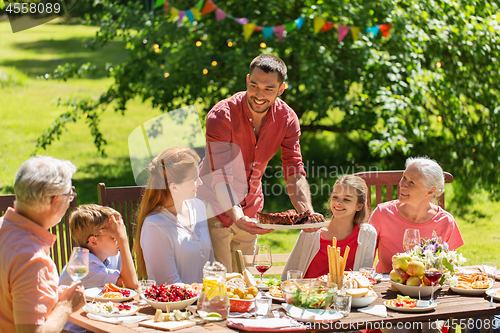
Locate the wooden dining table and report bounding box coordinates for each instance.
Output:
[69,266,500,333]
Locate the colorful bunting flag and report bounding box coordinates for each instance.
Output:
[337,25,350,42]
[321,21,335,33]
[170,7,179,21]
[234,17,249,25]
[215,8,226,21]
[351,26,361,41]
[154,0,164,9]
[254,26,263,32]
[366,25,380,38]
[178,11,185,26]
[294,17,305,29]
[379,24,393,38]
[274,25,285,42]
[201,0,217,15]
[186,10,194,24]
[263,27,274,40]
[284,22,295,32]
[313,17,326,34]
[195,0,204,11]
[243,23,256,41]
[192,7,201,20]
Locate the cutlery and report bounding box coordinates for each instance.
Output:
[490,294,494,307]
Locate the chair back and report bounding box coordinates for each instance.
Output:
[0,193,76,274]
[353,170,454,211]
[234,249,290,276]
[97,183,144,250]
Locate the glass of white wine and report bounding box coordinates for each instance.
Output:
[67,247,89,282]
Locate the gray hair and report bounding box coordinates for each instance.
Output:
[405,157,445,198]
[14,156,77,208]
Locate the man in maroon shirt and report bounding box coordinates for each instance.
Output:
[198,54,315,272]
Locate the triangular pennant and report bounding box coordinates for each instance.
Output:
[195,0,204,11]
[366,25,380,38]
[337,24,350,42]
[170,7,179,21]
[274,25,285,42]
[351,26,361,41]
[284,22,295,32]
[192,7,201,20]
[262,27,274,40]
[243,23,256,41]
[201,0,217,15]
[321,21,335,33]
[215,8,226,21]
[178,11,185,26]
[234,17,249,25]
[254,26,263,32]
[294,17,305,29]
[379,24,393,38]
[313,17,326,34]
[154,0,164,9]
[185,10,194,23]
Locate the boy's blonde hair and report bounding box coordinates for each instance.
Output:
[70,204,120,247]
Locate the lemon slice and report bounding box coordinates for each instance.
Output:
[206,313,222,318]
[203,278,227,300]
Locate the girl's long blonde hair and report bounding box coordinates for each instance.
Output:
[133,147,200,279]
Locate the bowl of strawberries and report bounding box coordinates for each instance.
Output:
[143,283,199,310]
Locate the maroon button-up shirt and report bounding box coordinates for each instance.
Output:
[198,91,306,227]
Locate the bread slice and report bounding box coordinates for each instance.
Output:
[345,288,369,298]
[243,269,257,287]
[226,273,244,281]
[354,274,371,288]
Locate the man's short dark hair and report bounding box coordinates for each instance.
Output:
[249,54,287,84]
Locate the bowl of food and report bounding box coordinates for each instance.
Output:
[229,298,255,313]
[345,288,378,308]
[389,280,440,298]
[143,283,199,310]
[227,283,258,313]
[281,279,337,310]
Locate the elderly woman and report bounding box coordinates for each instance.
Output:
[369,157,464,273]
[134,147,214,285]
[0,156,85,333]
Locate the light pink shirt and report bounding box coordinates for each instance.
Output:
[369,200,464,273]
[0,208,59,331]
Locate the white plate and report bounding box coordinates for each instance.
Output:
[450,286,491,295]
[85,287,136,302]
[281,303,342,323]
[351,295,378,308]
[83,303,139,317]
[250,218,328,230]
[143,295,199,310]
[486,288,500,301]
[384,300,437,313]
[390,280,441,297]
[265,291,285,303]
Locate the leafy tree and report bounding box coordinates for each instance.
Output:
[38,0,500,207]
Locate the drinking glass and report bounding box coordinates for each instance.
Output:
[482,262,497,278]
[286,270,303,281]
[403,229,420,252]
[253,245,272,285]
[334,294,352,317]
[67,247,89,282]
[424,258,443,304]
[139,279,156,303]
[255,297,272,318]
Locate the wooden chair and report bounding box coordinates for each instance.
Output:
[234,249,290,276]
[97,183,145,250]
[0,193,76,274]
[353,170,454,211]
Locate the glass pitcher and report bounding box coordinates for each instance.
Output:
[197,261,230,318]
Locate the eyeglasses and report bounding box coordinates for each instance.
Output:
[60,186,77,202]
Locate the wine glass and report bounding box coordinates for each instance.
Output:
[67,247,89,282]
[253,245,272,286]
[424,257,443,304]
[403,229,420,252]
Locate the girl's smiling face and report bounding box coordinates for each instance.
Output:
[330,183,363,219]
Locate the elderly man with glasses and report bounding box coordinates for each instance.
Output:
[0,156,85,333]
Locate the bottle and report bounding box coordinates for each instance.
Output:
[197,261,230,319]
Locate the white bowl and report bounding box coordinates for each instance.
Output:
[144,295,199,310]
[350,295,378,308]
[390,280,441,297]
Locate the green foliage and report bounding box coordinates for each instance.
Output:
[37,0,500,203]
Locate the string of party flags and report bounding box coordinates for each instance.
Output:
[154,0,393,43]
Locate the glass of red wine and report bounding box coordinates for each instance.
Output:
[403,229,420,253]
[424,257,443,304]
[253,245,272,286]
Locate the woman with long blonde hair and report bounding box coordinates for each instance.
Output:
[134,147,214,284]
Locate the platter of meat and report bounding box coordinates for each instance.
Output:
[252,210,328,229]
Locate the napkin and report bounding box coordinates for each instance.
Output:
[227,318,306,331]
[86,313,148,324]
[357,305,388,318]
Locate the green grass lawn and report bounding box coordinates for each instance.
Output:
[0,17,498,267]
